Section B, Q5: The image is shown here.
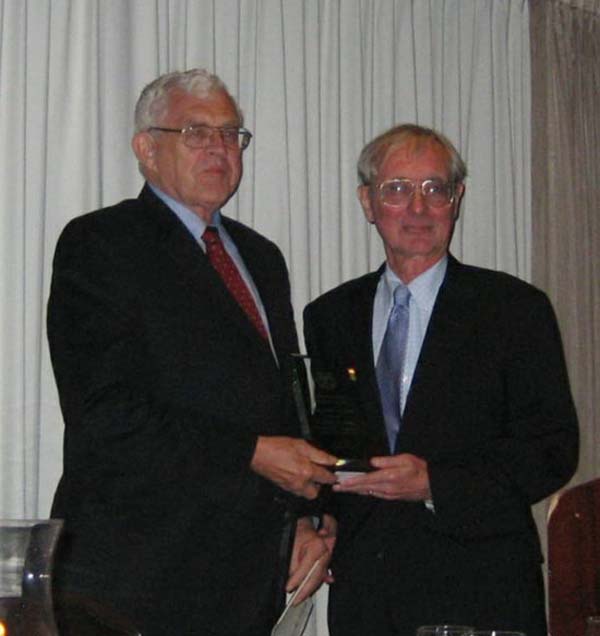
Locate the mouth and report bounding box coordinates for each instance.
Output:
[403,223,432,234]
[197,166,228,181]
[198,157,228,172]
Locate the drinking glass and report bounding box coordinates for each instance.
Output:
[416,626,474,636]
[585,616,600,636]
[468,631,526,636]
[0,519,63,636]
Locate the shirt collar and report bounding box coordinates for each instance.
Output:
[148,182,222,243]
[382,255,448,312]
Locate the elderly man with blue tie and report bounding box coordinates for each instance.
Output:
[303,123,578,636]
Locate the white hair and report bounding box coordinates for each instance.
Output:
[133,68,243,133]
[357,123,467,186]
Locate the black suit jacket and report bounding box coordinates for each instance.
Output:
[303,255,579,636]
[47,185,302,636]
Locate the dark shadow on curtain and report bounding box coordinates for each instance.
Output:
[529,0,600,488]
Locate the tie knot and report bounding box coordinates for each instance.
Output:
[393,284,410,308]
[202,226,220,246]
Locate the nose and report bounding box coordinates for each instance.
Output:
[409,188,427,214]
[204,129,227,152]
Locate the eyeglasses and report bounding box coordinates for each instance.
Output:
[148,124,253,150]
[375,178,456,208]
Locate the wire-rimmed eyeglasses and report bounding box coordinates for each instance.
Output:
[375,178,457,208]
[148,124,253,150]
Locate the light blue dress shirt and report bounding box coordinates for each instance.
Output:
[372,256,448,415]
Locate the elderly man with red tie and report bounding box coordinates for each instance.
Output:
[47,68,337,636]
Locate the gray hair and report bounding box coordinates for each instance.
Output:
[357,123,467,186]
[133,68,243,133]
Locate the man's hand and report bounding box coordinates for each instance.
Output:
[332,453,431,501]
[286,515,337,605]
[250,437,338,499]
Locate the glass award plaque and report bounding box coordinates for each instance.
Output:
[291,354,377,473]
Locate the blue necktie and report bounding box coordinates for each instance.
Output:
[376,284,411,451]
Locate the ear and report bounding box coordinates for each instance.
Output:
[452,182,465,220]
[131,132,158,173]
[357,185,376,224]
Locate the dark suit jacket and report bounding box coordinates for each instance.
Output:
[47,185,302,636]
[303,255,579,636]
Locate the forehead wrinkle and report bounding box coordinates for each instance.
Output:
[164,89,241,126]
[378,139,451,181]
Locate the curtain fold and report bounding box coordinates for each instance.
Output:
[530,0,600,488]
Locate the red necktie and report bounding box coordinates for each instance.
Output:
[202,226,268,340]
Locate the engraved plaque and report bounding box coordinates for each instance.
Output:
[291,355,375,472]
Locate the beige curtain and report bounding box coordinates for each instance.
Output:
[529,0,600,556]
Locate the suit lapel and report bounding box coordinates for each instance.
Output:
[139,187,273,357]
[345,269,391,455]
[400,256,477,447]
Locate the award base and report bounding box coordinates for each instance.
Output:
[334,458,373,473]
